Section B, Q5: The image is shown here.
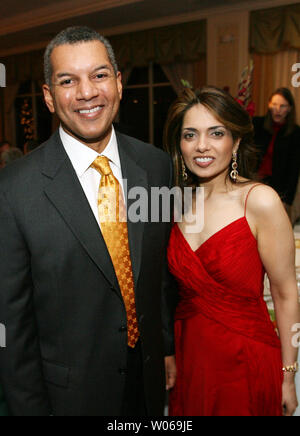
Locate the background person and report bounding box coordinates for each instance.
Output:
[0,141,12,164]
[253,88,300,218]
[0,147,23,169]
[0,141,11,154]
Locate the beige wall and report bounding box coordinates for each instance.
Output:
[207,11,249,97]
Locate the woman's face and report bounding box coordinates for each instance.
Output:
[268,94,291,124]
[180,104,239,181]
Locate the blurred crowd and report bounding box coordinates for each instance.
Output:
[0,139,40,169]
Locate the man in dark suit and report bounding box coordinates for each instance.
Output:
[0,26,176,416]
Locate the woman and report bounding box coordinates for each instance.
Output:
[253,88,300,217]
[164,87,300,416]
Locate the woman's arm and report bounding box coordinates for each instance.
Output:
[247,185,300,416]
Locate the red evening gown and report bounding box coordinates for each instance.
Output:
[168,187,283,416]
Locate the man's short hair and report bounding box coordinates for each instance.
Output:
[44,26,118,87]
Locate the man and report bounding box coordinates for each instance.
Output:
[0,26,176,416]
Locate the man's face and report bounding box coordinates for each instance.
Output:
[43,40,122,151]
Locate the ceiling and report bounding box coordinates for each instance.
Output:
[0,0,297,57]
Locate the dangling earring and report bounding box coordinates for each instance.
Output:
[230,151,239,182]
[181,155,188,182]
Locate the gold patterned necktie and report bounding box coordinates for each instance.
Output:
[91,156,139,348]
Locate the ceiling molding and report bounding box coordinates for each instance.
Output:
[0,0,299,57]
[0,0,143,37]
[90,0,300,37]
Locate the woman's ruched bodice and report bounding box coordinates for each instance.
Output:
[168,215,283,416]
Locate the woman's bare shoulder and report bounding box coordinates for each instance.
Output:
[245,183,284,219]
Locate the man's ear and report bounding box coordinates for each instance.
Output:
[117,71,123,101]
[43,84,55,114]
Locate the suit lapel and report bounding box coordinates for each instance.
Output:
[42,132,120,295]
[116,133,148,289]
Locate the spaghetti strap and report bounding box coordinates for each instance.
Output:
[244,184,263,217]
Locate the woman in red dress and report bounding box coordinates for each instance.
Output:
[164,87,300,416]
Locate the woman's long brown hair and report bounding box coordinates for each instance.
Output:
[163,87,258,189]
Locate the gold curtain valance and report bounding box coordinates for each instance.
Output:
[110,20,207,69]
[250,3,300,54]
[0,20,206,85]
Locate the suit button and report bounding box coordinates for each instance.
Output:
[119,368,127,375]
[139,314,145,323]
[119,326,127,332]
[144,355,151,364]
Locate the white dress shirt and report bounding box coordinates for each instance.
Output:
[59,125,125,227]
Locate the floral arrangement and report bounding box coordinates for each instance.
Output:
[236,59,255,117]
[180,61,256,118]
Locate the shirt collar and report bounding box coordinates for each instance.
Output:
[59,125,120,178]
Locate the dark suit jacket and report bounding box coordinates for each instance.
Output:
[0,130,176,416]
[253,116,300,205]
[0,385,8,416]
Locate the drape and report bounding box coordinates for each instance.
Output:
[0,20,206,85]
[3,84,19,145]
[0,21,206,141]
[252,50,300,122]
[0,50,44,142]
[110,20,206,69]
[161,58,206,96]
[251,4,300,54]
[0,50,44,86]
